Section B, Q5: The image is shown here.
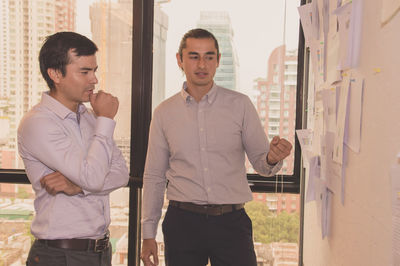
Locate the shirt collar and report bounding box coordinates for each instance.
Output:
[180,82,218,105]
[41,91,87,120]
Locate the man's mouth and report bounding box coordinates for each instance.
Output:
[195,72,208,77]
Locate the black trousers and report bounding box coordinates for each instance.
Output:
[26,240,112,266]
[162,205,257,266]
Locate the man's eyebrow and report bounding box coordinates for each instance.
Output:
[187,51,216,55]
[79,66,98,71]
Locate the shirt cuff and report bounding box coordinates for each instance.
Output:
[95,116,116,139]
[142,223,157,240]
[267,159,283,173]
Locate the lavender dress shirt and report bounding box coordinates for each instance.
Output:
[18,92,129,240]
[142,83,282,239]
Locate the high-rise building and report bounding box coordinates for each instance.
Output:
[0,0,76,168]
[89,0,168,164]
[254,45,297,175]
[252,45,299,213]
[197,11,240,91]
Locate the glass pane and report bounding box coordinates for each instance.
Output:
[0,1,131,264]
[0,183,34,264]
[149,0,300,265]
[248,192,300,264]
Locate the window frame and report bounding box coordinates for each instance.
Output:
[0,0,308,265]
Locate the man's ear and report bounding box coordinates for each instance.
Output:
[176,52,183,70]
[217,53,221,67]
[47,68,62,84]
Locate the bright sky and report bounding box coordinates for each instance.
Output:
[76,0,300,98]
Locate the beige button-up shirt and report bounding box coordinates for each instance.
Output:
[142,83,282,239]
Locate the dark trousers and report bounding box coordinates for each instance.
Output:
[162,205,257,266]
[26,240,112,266]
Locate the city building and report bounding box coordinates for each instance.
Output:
[89,0,168,146]
[197,11,240,91]
[0,0,76,169]
[252,45,299,214]
[254,45,297,175]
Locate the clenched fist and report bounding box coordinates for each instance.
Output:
[267,136,292,165]
[89,90,119,119]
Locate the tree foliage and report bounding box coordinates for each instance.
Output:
[245,201,299,244]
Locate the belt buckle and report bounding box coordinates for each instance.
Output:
[94,235,109,253]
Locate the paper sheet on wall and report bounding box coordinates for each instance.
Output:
[326,32,341,85]
[298,3,314,47]
[344,73,364,153]
[321,187,333,239]
[333,75,350,164]
[321,132,342,195]
[310,40,325,88]
[307,155,321,202]
[312,0,320,41]
[333,2,351,70]
[312,93,324,156]
[296,129,313,166]
[322,0,330,82]
[390,154,400,265]
[314,177,332,239]
[321,88,337,133]
[346,0,363,69]
[381,0,400,26]
[333,0,363,70]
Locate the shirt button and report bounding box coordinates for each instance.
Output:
[200,128,204,131]
[207,187,211,192]
[204,168,208,171]
[201,147,205,151]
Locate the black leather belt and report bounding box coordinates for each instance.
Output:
[38,233,109,253]
[169,200,244,216]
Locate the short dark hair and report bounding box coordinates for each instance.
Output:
[39,31,98,90]
[178,28,219,61]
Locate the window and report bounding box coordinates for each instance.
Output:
[1,0,306,265]
[0,1,133,264]
[151,1,304,264]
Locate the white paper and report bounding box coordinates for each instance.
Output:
[307,155,321,202]
[296,129,314,166]
[326,32,341,85]
[312,93,324,156]
[321,88,337,133]
[322,188,333,239]
[381,0,400,26]
[321,132,342,194]
[346,0,363,69]
[333,2,351,70]
[298,3,314,47]
[322,0,330,82]
[344,73,364,153]
[310,40,325,88]
[312,0,320,41]
[333,74,350,164]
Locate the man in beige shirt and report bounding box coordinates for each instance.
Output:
[141,28,292,266]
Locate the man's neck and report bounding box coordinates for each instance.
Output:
[186,83,213,102]
[49,90,79,113]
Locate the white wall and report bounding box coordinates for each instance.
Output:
[303,0,400,265]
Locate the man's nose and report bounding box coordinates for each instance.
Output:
[198,57,206,68]
[91,73,98,84]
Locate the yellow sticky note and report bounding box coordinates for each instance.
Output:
[373,68,381,73]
